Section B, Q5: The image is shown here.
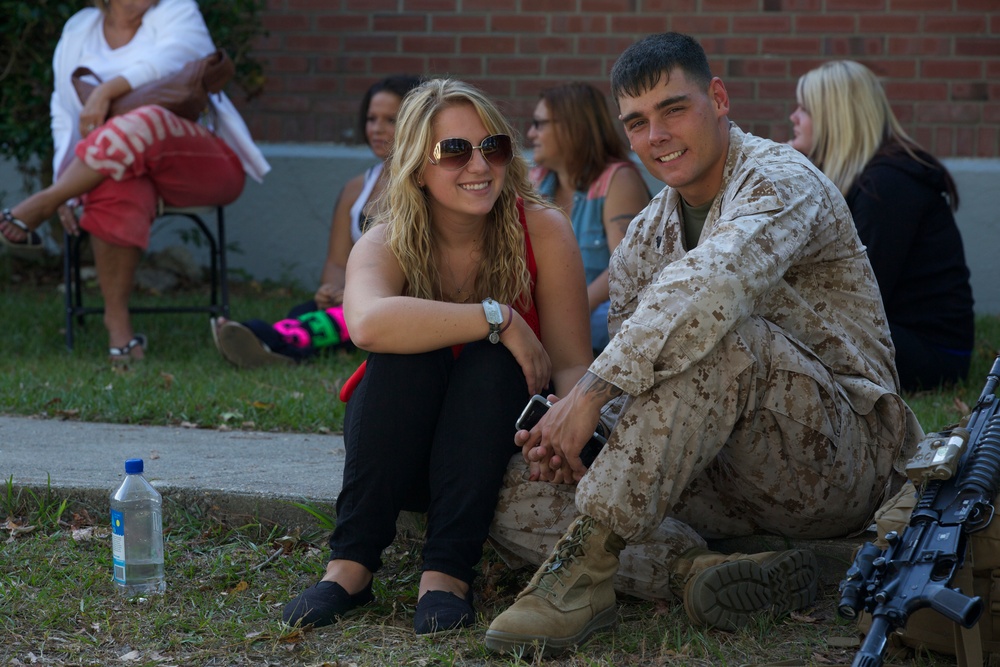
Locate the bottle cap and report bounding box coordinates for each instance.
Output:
[125,458,144,474]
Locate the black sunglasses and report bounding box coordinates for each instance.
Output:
[427,134,514,171]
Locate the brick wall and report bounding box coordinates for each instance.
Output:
[237,0,1000,158]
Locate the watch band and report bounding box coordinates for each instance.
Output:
[481,298,504,344]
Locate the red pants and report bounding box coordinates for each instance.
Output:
[75,105,245,249]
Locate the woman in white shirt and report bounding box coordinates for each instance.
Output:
[0,0,268,365]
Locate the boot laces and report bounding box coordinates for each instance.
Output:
[532,516,594,595]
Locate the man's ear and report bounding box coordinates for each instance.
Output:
[709,77,730,117]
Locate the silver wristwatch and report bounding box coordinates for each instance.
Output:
[481,298,504,344]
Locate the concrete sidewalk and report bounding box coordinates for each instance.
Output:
[1,414,861,585]
[0,415,346,528]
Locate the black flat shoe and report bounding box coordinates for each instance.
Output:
[413,589,475,635]
[282,580,374,628]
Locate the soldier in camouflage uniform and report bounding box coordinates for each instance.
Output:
[485,32,921,657]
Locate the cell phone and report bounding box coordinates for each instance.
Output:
[515,395,607,468]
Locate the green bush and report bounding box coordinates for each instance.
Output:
[0,0,265,189]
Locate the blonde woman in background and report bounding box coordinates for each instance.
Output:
[790,60,974,391]
[282,79,592,635]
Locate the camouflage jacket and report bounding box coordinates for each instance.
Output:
[593,124,904,421]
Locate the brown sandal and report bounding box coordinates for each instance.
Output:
[0,208,43,249]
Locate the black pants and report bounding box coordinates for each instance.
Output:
[329,342,529,585]
[891,322,971,392]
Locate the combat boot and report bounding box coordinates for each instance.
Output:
[485,515,625,657]
[672,547,818,632]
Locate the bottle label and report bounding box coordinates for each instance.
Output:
[111,509,126,583]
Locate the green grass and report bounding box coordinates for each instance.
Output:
[0,254,365,433]
[2,255,995,665]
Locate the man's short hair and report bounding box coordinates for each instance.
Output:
[610,33,713,103]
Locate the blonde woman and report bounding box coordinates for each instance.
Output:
[790,60,974,390]
[282,79,593,634]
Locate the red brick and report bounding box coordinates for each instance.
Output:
[401,36,457,54]
[982,103,1000,124]
[795,15,856,32]
[285,75,341,94]
[921,60,984,79]
[955,127,976,157]
[672,16,731,34]
[956,39,1000,58]
[702,0,759,10]
[546,58,607,77]
[767,0,822,9]
[988,62,1000,81]
[519,36,575,54]
[460,36,517,54]
[732,16,793,33]
[266,56,311,73]
[343,0,397,8]
[489,58,545,76]
[283,34,343,53]
[758,80,798,100]
[885,81,949,102]
[958,0,1000,8]
[403,0,459,10]
[887,37,951,56]
[723,80,755,100]
[977,127,998,157]
[578,36,637,56]
[464,77,514,98]
[433,15,488,32]
[823,37,885,57]
[519,0,578,10]
[735,101,790,121]
[373,14,427,32]
[262,14,312,31]
[931,127,953,156]
[552,14,610,33]
[343,36,397,53]
[915,102,981,123]
[492,14,550,33]
[893,0,945,8]
[427,57,485,77]
[892,102,915,124]
[924,15,988,33]
[700,37,759,55]
[728,58,791,78]
[581,0,636,10]
[463,0,517,8]
[317,15,368,32]
[864,60,916,78]
[858,15,920,33]
[952,82,990,102]
[761,37,823,55]
[371,55,428,73]
[611,15,671,33]
[912,125,931,147]
[643,0,698,10]
[825,0,886,9]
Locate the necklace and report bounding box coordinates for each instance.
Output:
[441,238,481,302]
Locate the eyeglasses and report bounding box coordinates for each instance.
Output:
[427,134,514,171]
[531,118,554,130]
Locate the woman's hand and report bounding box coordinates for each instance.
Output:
[78,95,109,137]
[314,283,344,310]
[57,202,80,236]
[518,385,604,483]
[500,309,551,396]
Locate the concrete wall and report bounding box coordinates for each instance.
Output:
[2,147,998,312]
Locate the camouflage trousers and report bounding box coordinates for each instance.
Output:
[489,317,901,600]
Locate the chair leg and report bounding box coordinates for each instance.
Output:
[217,206,230,318]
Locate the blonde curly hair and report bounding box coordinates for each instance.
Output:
[372,78,549,308]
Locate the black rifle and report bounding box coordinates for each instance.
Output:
[838,355,1000,667]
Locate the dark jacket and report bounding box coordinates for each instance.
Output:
[846,145,975,353]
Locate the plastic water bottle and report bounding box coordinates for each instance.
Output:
[110,458,166,595]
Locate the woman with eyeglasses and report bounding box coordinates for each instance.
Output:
[527,82,650,354]
[282,79,593,634]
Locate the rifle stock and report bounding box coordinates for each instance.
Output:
[838,355,1000,667]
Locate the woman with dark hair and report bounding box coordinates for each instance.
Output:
[790,60,974,390]
[526,82,650,353]
[212,75,422,367]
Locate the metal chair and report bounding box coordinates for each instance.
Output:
[63,204,230,350]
